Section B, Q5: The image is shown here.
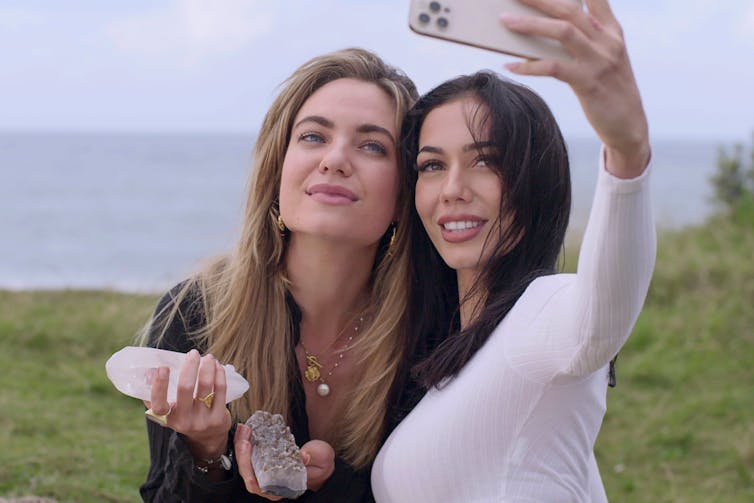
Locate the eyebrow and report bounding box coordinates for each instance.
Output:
[293,115,396,145]
[418,141,496,155]
[293,115,334,130]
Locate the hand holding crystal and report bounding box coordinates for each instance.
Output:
[234,423,285,501]
[299,439,335,492]
[144,349,233,461]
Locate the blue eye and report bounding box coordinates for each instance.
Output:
[299,132,325,143]
[362,141,387,154]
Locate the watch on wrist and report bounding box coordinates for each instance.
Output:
[195,449,233,473]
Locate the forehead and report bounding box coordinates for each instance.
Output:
[419,96,490,148]
[294,78,397,131]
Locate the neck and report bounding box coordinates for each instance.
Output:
[285,233,376,350]
[457,268,485,330]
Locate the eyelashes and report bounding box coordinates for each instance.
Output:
[299,132,325,143]
[416,160,442,172]
[415,156,492,173]
[297,132,388,155]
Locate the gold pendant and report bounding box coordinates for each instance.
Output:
[304,355,322,382]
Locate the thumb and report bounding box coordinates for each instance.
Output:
[301,450,312,466]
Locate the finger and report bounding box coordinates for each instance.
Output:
[584,0,618,27]
[235,424,261,492]
[516,0,596,39]
[235,424,284,501]
[213,360,227,411]
[149,366,171,416]
[175,349,200,415]
[504,58,580,86]
[195,354,216,408]
[501,14,594,58]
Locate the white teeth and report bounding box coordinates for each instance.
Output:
[442,221,482,231]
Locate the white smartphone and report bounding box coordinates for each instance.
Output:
[408,0,582,60]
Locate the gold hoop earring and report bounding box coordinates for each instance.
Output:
[277,214,287,235]
[386,223,397,257]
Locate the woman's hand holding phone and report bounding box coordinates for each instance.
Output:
[502,0,650,179]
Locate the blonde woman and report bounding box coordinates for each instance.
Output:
[139,48,419,502]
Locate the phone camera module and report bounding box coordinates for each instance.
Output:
[429,1,441,12]
[418,12,431,24]
[436,16,449,29]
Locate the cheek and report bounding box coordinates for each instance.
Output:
[278,153,302,215]
[414,179,435,230]
[366,161,400,206]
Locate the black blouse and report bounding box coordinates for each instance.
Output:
[139,285,429,503]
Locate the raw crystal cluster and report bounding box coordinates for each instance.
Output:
[246,410,307,498]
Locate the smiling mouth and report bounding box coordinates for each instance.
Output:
[442,220,484,231]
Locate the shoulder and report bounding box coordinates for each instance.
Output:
[515,273,575,317]
[487,273,575,343]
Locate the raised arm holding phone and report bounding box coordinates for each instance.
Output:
[372,0,654,501]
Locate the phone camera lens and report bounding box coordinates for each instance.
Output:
[418,12,431,24]
[436,17,449,29]
[429,1,441,12]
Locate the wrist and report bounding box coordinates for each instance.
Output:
[187,434,229,464]
[195,449,233,473]
[604,141,651,179]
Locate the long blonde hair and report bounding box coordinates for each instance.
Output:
[142,48,418,468]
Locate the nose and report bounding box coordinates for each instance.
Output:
[318,140,352,176]
[441,163,469,203]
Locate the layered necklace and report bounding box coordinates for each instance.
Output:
[299,315,364,397]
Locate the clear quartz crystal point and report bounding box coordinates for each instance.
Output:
[105,346,249,403]
[247,411,307,499]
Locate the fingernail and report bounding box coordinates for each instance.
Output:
[505,62,521,71]
[239,424,251,439]
[500,14,520,25]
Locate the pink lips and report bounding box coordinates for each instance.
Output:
[437,214,487,243]
[306,183,358,205]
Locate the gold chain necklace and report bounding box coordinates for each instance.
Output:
[299,316,364,397]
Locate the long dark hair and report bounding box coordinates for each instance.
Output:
[405,71,571,388]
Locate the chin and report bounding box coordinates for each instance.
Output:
[437,254,479,272]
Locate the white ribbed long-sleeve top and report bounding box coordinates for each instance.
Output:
[372,156,656,502]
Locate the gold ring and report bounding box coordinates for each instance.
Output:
[145,405,172,427]
[197,391,215,409]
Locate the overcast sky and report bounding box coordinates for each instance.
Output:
[1,0,753,141]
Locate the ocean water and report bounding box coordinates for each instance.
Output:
[0,132,720,292]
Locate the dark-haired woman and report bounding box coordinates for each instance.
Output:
[372,0,655,501]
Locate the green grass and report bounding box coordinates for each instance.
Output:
[0,291,156,502]
[585,196,754,502]
[1,199,752,502]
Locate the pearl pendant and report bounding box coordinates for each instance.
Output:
[317,383,330,397]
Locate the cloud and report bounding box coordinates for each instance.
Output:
[106,0,278,64]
